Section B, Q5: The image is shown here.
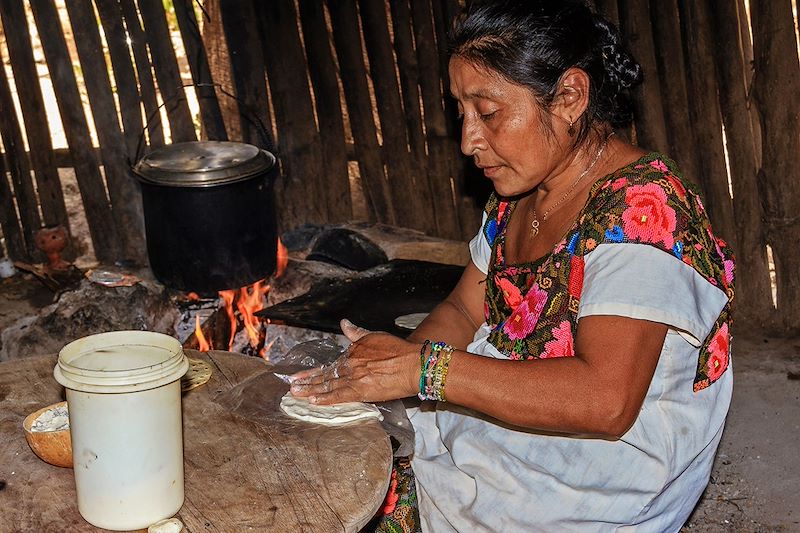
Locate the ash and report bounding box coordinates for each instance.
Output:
[173,295,220,344]
[31,404,69,432]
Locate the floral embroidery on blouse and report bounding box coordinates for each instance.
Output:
[481,152,734,392]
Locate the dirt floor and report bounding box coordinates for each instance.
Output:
[1,272,798,531]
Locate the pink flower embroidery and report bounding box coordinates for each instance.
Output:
[497,276,523,310]
[611,177,628,191]
[650,159,669,173]
[724,259,735,286]
[696,196,706,213]
[622,183,677,248]
[541,320,574,358]
[503,284,548,340]
[666,173,687,200]
[706,323,730,381]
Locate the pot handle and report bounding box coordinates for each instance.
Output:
[131,82,275,168]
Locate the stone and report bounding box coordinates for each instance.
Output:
[0,279,179,361]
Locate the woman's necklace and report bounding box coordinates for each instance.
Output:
[529,134,612,238]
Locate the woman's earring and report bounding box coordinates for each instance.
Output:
[567,119,576,136]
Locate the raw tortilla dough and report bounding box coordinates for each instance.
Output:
[280,392,383,426]
[394,312,428,330]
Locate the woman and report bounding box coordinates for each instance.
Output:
[291,1,734,531]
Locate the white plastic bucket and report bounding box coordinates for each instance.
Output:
[53,330,189,531]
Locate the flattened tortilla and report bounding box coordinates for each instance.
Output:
[280,392,383,426]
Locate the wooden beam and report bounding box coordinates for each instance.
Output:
[617,0,669,152]
[95,0,145,163]
[297,0,352,221]
[751,0,800,333]
[217,0,271,148]
[119,0,164,149]
[0,154,27,260]
[28,0,120,261]
[413,0,463,238]
[649,0,702,188]
[359,0,426,231]
[254,0,326,226]
[173,0,227,141]
[138,0,197,143]
[65,0,146,264]
[0,40,38,259]
[328,0,393,224]
[708,0,773,327]
[678,1,737,248]
[0,0,68,237]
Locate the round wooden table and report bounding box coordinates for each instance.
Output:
[0,350,392,532]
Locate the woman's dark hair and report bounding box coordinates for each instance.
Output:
[449,0,641,145]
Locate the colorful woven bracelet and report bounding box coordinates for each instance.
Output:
[418,340,454,401]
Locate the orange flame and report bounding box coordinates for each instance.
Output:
[195,315,211,352]
[236,280,270,347]
[219,289,237,351]
[276,238,288,278]
[197,240,286,358]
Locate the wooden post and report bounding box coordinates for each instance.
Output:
[119,0,164,149]
[297,0,352,221]
[138,0,197,143]
[216,0,271,148]
[0,45,38,259]
[0,0,68,237]
[617,0,669,153]
[358,0,426,231]
[64,0,147,264]
[95,0,145,163]
[434,0,484,240]
[708,0,773,328]
[172,0,227,141]
[201,0,241,142]
[0,155,26,260]
[28,0,121,262]
[254,0,326,226]
[649,0,702,188]
[750,0,800,333]
[328,0,394,224]
[413,0,463,239]
[678,1,737,250]
[388,0,428,187]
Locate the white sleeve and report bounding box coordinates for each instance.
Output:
[578,243,728,346]
[468,211,491,275]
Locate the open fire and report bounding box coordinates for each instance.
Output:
[193,239,289,358]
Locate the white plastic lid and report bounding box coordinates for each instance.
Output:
[54,331,189,394]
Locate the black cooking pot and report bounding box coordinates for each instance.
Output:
[133,141,278,293]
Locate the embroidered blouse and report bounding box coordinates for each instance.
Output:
[482,152,734,390]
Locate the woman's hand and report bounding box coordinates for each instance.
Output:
[288,319,420,405]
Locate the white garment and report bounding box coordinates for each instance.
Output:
[408,224,733,532]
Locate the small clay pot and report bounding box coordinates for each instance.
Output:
[22,401,73,468]
[35,225,70,271]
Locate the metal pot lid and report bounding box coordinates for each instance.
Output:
[133,140,276,187]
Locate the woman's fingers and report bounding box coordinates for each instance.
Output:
[288,367,324,385]
[340,318,371,342]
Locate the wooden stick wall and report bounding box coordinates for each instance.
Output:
[592,0,791,333]
[0,0,797,335]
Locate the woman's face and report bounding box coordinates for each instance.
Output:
[449,57,567,197]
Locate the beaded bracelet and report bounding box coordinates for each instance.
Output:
[418,340,455,401]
